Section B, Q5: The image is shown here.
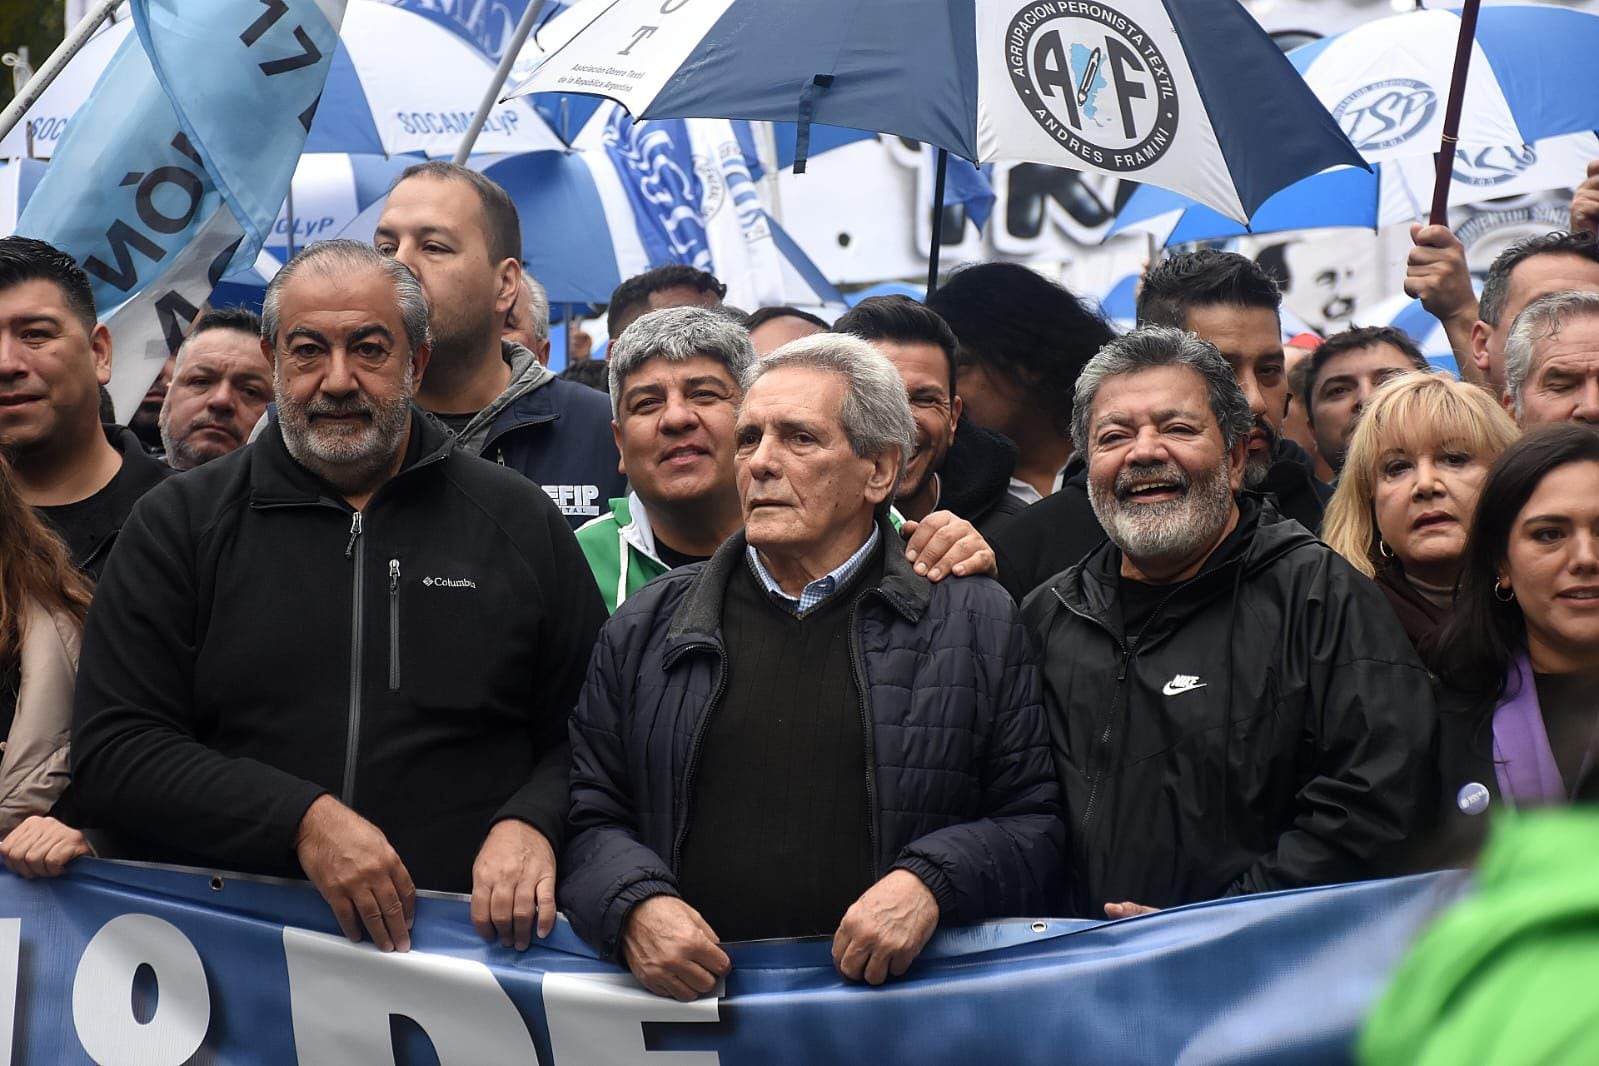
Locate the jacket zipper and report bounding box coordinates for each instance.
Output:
[1057,588,1129,839]
[343,511,364,806]
[1054,579,1198,840]
[669,643,727,873]
[847,595,883,874]
[388,558,401,692]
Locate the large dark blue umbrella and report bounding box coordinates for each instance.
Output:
[506,0,1364,227]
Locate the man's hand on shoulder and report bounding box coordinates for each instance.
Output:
[901,511,996,581]
[621,895,730,1001]
[471,818,557,950]
[831,868,939,985]
[295,795,416,952]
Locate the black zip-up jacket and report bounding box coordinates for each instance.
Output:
[1021,499,1436,916]
[560,519,1063,959]
[70,411,606,892]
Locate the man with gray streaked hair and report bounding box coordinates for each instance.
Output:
[1024,326,1435,920]
[1502,289,1599,428]
[579,309,999,613]
[72,237,608,959]
[560,330,1062,1000]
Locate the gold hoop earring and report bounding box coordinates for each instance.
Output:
[1493,580,1515,603]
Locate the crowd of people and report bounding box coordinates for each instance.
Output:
[0,158,1595,1005]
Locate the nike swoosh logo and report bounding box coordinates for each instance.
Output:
[1162,680,1207,696]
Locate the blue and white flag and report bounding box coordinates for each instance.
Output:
[15,0,345,419]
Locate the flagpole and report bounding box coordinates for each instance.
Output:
[1428,0,1483,225]
[926,147,948,296]
[0,0,121,146]
[452,0,548,165]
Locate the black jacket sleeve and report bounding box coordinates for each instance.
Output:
[890,598,1064,920]
[558,617,680,960]
[71,491,328,868]
[1226,556,1437,895]
[492,499,608,855]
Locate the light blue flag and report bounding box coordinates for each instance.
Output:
[133,0,345,253]
[15,0,345,418]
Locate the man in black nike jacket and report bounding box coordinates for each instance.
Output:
[1023,327,1435,920]
[71,241,606,953]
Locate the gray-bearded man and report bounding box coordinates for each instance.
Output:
[1022,327,1434,920]
[72,241,605,953]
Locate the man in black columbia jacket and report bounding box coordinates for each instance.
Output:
[72,242,606,954]
[1024,327,1434,919]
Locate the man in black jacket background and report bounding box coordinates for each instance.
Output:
[1023,327,1433,919]
[71,241,606,955]
[834,295,1025,535]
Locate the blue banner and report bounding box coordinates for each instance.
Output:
[0,861,1463,1064]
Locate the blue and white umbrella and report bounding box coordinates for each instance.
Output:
[263,152,415,262]
[1111,131,1599,247]
[336,110,844,310]
[1108,2,1599,246]
[1,2,564,160]
[506,0,1364,225]
[1296,4,1599,165]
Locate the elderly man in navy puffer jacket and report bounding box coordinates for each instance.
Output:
[559,333,1063,1002]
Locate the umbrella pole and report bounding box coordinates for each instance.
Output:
[0,0,119,145]
[452,0,548,164]
[1427,0,1483,225]
[926,148,949,296]
[564,303,573,364]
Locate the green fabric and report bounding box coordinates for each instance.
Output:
[575,497,669,614]
[1360,808,1599,1066]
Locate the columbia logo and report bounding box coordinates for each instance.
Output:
[1162,674,1206,697]
[422,577,476,589]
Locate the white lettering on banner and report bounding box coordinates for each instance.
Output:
[71,914,210,1066]
[544,971,722,1066]
[0,919,17,1063]
[282,927,538,1063]
[545,484,603,517]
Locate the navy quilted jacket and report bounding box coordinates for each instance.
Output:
[559,520,1064,959]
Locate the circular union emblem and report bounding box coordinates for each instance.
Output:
[1006,2,1179,173]
[1452,143,1538,188]
[1332,78,1438,152]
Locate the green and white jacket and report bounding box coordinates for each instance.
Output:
[575,494,671,614]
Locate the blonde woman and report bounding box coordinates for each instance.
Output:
[1324,373,1520,651]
